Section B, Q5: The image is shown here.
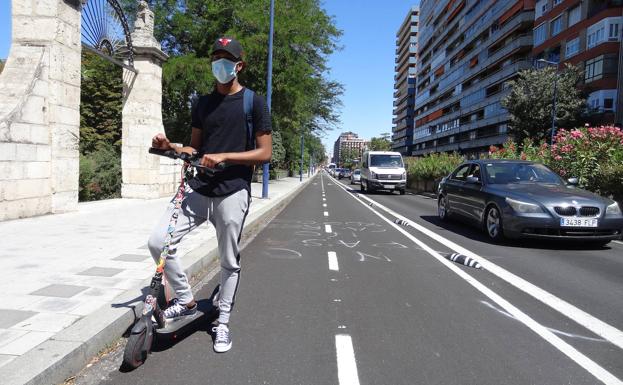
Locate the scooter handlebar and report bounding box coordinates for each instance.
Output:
[148,148,226,174]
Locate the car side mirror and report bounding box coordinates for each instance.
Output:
[567,177,579,186]
[466,176,481,184]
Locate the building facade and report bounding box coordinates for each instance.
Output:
[392,6,419,155]
[411,0,536,157]
[532,0,623,126]
[332,132,369,165]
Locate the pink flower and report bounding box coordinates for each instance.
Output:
[570,130,584,139]
[554,155,562,161]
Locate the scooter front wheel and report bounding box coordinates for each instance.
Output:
[122,320,154,370]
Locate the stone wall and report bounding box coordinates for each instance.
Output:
[0,0,176,221]
[0,0,81,220]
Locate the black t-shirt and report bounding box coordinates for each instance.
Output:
[188,88,271,197]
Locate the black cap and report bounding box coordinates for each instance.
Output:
[211,37,244,60]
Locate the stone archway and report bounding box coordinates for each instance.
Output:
[0,0,175,221]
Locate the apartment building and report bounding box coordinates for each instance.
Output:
[532,0,623,125]
[392,6,419,155]
[411,0,536,157]
[332,132,369,165]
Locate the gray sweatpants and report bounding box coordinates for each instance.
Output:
[147,187,250,324]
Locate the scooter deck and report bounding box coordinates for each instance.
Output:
[155,300,214,335]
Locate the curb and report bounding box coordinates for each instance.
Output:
[0,176,315,385]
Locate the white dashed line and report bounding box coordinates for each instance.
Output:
[323,203,327,207]
[325,224,332,233]
[328,251,339,271]
[324,211,329,217]
[335,334,361,385]
[332,179,623,385]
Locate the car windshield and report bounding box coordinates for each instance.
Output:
[370,154,403,168]
[484,162,564,185]
[354,170,360,175]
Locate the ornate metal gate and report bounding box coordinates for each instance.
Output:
[80,0,136,72]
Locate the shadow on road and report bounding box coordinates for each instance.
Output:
[419,215,614,251]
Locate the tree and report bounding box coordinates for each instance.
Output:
[79,50,123,154]
[148,0,343,170]
[339,147,359,169]
[501,64,585,145]
[369,133,391,151]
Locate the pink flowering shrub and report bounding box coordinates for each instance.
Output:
[489,126,623,202]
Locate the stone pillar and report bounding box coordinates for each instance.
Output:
[0,0,81,220]
[121,1,169,199]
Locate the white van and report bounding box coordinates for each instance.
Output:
[360,151,407,195]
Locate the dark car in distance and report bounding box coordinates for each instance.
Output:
[437,160,623,245]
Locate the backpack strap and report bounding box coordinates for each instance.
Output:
[243,88,255,151]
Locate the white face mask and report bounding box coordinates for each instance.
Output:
[211,58,239,84]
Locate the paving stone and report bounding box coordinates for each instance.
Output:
[0,329,28,349]
[0,331,54,355]
[76,267,123,277]
[29,284,88,298]
[113,253,150,262]
[0,354,17,369]
[0,309,38,328]
[11,313,79,333]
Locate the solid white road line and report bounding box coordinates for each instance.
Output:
[328,251,339,271]
[332,180,623,385]
[334,178,623,352]
[613,240,623,246]
[360,191,623,350]
[335,334,361,385]
[325,224,332,233]
[324,211,329,217]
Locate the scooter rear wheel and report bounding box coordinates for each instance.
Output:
[122,324,153,370]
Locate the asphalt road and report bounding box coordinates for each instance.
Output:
[72,172,623,385]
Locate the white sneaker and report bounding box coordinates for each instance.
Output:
[212,323,232,353]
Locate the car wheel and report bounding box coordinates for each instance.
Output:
[438,195,450,221]
[399,189,406,195]
[485,205,504,242]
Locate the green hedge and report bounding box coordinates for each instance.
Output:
[405,152,464,182]
[79,143,121,201]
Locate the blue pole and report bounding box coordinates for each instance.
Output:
[300,131,304,182]
[262,0,275,199]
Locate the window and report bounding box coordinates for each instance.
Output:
[553,0,563,6]
[534,23,547,45]
[568,6,580,27]
[584,55,618,83]
[535,0,548,18]
[551,16,563,36]
[585,56,604,82]
[588,18,623,48]
[452,164,471,181]
[604,98,614,110]
[565,37,580,58]
[609,22,620,40]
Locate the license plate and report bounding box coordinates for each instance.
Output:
[384,185,394,189]
[560,218,598,227]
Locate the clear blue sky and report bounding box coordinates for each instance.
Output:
[321,0,417,157]
[0,1,416,158]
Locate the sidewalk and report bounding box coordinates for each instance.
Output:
[0,175,314,385]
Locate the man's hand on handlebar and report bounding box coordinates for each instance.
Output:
[201,153,227,168]
[151,133,172,151]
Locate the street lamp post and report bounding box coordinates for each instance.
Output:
[538,58,559,146]
[262,0,275,199]
[300,130,304,182]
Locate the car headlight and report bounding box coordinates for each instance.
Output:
[606,202,622,216]
[505,198,544,214]
[370,171,377,179]
[401,172,406,180]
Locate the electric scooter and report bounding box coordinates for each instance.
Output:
[122,148,223,370]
